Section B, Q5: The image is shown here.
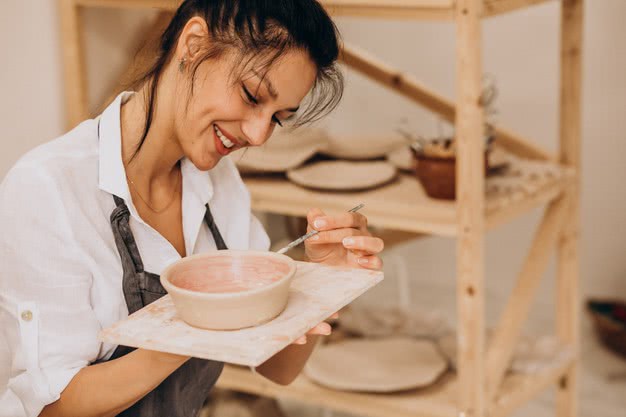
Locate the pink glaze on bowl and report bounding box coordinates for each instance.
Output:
[160,250,296,330]
[169,255,291,294]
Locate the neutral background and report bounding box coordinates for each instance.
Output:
[0,2,625,413]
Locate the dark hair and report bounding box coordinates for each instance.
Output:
[130,0,344,158]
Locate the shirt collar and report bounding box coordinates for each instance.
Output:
[97,91,214,206]
[97,91,133,200]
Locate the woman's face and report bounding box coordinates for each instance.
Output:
[173,49,317,171]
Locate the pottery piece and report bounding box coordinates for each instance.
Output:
[304,337,448,392]
[100,261,384,367]
[386,145,415,172]
[231,128,328,173]
[338,305,451,340]
[160,250,296,330]
[320,134,406,160]
[287,160,397,191]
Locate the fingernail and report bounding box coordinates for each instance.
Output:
[357,257,369,265]
[321,323,332,335]
[343,237,355,246]
[295,337,307,345]
[313,219,327,229]
[310,234,320,241]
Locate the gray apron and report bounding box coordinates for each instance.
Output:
[106,194,226,417]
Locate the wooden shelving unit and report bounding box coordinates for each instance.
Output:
[58,1,583,416]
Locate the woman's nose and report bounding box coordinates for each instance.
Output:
[241,114,275,147]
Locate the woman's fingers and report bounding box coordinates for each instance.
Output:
[307,322,331,336]
[355,254,384,270]
[307,227,363,245]
[293,335,307,345]
[308,210,368,233]
[342,235,384,254]
[291,321,334,345]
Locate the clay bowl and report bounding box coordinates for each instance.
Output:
[412,148,489,200]
[160,250,296,330]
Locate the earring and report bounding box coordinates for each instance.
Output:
[178,57,187,73]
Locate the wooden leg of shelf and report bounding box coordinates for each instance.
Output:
[59,0,89,130]
[556,1,583,416]
[96,11,174,114]
[485,195,568,403]
[455,1,485,417]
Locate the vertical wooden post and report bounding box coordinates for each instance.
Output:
[58,0,89,130]
[556,1,583,417]
[455,1,485,416]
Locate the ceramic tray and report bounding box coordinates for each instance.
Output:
[231,128,328,174]
[320,134,406,160]
[99,261,383,367]
[386,146,415,172]
[287,160,397,191]
[304,337,447,392]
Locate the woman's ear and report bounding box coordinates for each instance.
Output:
[176,16,210,63]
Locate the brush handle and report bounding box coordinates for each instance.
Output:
[275,203,365,255]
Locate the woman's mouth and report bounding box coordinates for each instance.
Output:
[213,124,237,156]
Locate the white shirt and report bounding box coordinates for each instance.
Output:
[0,92,270,417]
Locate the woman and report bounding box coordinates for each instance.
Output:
[0,1,384,416]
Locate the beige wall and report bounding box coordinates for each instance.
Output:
[1,2,624,327]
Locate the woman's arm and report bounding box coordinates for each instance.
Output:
[39,349,190,417]
[255,335,321,385]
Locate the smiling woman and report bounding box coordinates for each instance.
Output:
[0,1,385,417]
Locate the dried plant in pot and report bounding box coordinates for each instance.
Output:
[586,299,626,359]
[403,134,493,200]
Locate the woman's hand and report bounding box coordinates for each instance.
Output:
[303,208,384,270]
[292,312,339,345]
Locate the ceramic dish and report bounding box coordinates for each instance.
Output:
[304,337,448,392]
[231,128,328,173]
[386,145,415,172]
[287,160,397,191]
[320,134,406,160]
[160,250,296,330]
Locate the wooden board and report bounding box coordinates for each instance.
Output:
[99,261,384,367]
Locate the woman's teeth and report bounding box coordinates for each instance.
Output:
[214,125,235,149]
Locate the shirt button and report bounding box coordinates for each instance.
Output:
[21,310,33,322]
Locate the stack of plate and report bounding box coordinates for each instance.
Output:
[233,128,406,191]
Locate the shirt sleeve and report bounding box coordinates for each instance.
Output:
[0,165,101,417]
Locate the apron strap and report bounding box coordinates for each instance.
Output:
[204,204,228,250]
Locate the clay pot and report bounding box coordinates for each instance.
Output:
[412,149,489,200]
[161,250,296,330]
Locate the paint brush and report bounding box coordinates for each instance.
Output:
[275,203,365,255]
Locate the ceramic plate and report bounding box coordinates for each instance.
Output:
[320,134,406,160]
[386,145,415,172]
[231,128,328,173]
[287,160,397,191]
[304,337,448,392]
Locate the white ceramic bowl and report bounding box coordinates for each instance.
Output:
[160,250,296,330]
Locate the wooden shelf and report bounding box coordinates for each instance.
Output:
[72,0,557,20]
[217,357,573,417]
[244,172,571,237]
[59,0,583,416]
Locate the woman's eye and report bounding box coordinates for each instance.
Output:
[272,116,283,127]
[242,84,258,105]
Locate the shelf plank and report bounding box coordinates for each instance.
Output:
[245,174,458,236]
[483,0,556,18]
[243,173,570,237]
[216,358,573,417]
[72,0,560,20]
[73,0,456,20]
